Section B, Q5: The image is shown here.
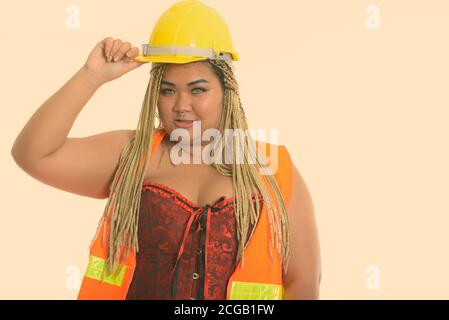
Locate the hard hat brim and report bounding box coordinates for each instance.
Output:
[133,54,208,64]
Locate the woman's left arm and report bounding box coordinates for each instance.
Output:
[283,161,322,299]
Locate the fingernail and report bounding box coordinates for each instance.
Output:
[107,55,112,62]
[113,56,118,62]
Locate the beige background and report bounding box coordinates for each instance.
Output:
[1,0,448,299]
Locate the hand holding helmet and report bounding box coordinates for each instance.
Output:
[82,37,147,86]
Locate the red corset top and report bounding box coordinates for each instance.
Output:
[125,181,262,300]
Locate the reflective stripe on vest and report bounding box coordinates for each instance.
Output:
[78,128,293,300]
[84,255,127,287]
[229,281,284,300]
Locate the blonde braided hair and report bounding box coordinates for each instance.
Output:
[94,59,292,279]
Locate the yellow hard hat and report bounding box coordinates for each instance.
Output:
[134,0,238,65]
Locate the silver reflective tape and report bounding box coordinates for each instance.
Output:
[141,44,234,69]
[142,44,216,58]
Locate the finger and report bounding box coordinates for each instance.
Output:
[125,47,140,60]
[113,42,132,62]
[109,39,123,62]
[103,37,114,60]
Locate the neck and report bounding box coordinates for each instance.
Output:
[163,136,212,165]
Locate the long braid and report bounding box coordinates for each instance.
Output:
[208,59,291,273]
[92,62,166,276]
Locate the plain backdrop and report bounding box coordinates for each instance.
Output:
[1,0,449,299]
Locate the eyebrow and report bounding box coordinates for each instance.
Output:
[160,79,210,87]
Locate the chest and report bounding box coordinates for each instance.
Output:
[143,139,234,207]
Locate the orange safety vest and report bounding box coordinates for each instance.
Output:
[77,129,293,300]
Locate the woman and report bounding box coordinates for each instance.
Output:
[11,0,320,299]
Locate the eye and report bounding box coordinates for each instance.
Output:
[192,87,206,94]
[160,88,174,95]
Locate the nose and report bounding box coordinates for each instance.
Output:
[173,91,192,114]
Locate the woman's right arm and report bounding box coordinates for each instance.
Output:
[11,67,104,162]
[11,37,146,199]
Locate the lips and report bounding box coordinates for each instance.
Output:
[174,119,196,128]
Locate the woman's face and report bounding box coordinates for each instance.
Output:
[157,61,224,144]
